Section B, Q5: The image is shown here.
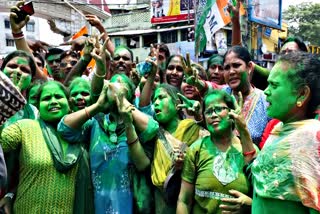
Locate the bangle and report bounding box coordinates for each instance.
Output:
[84,107,91,119]
[12,32,23,37]
[127,137,139,146]
[243,150,256,156]
[4,192,14,200]
[94,70,106,78]
[12,32,24,40]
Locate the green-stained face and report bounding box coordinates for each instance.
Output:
[153,88,177,124]
[112,48,133,77]
[3,56,32,91]
[46,54,62,80]
[223,52,251,91]
[28,84,41,107]
[204,94,232,135]
[264,62,299,122]
[70,82,91,112]
[39,83,70,123]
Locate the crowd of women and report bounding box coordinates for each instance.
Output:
[0,1,319,214]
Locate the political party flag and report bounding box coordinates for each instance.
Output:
[195,0,245,53]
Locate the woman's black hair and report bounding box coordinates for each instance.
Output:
[223,45,252,65]
[165,54,187,84]
[1,50,36,77]
[36,81,70,105]
[278,52,320,118]
[153,83,184,119]
[282,36,308,52]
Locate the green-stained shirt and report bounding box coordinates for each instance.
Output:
[182,136,250,214]
[0,119,77,214]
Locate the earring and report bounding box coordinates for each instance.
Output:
[296,101,302,107]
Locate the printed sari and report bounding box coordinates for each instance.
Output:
[251,119,320,213]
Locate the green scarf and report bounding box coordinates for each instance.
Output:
[39,119,94,214]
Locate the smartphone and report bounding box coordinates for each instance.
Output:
[15,1,34,23]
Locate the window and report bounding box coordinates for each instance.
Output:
[181,28,189,41]
[4,20,10,29]
[143,33,157,48]
[6,39,14,47]
[26,22,35,32]
[161,31,177,44]
[114,38,121,47]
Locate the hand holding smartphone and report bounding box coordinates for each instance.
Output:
[14,1,34,24]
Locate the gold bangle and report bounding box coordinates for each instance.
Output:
[94,70,106,78]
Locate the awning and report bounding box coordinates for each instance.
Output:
[108,25,194,36]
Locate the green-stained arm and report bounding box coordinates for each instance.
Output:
[254,63,270,77]
[125,123,150,171]
[176,180,194,214]
[91,39,110,103]
[139,57,157,107]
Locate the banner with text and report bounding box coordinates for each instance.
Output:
[150,0,195,24]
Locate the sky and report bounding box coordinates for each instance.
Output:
[282,0,320,10]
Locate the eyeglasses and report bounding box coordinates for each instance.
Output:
[167,65,184,72]
[60,60,78,68]
[204,106,229,116]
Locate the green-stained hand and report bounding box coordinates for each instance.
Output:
[96,81,110,112]
[177,93,201,115]
[115,92,135,125]
[220,189,252,214]
[228,92,247,132]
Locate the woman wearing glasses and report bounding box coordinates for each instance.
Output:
[177,90,255,213]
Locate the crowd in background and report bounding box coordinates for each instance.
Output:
[0,1,320,214]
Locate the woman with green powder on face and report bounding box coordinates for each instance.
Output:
[59,40,159,213]
[0,81,93,213]
[69,77,92,112]
[148,83,209,213]
[0,50,41,213]
[222,46,269,146]
[242,52,320,214]
[177,90,254,214]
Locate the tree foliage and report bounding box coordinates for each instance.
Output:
[284,2,320,45]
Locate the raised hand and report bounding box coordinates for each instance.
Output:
[60,36,87,52]
[91,35,111,66]
[228,0,241,21]
[10,1,29,33]
[182,52,193,76]
[220,189,252,213]
[85,14,104,30]
[177,93,201,116]
[228,92,246,132]
[27,40,49,53]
